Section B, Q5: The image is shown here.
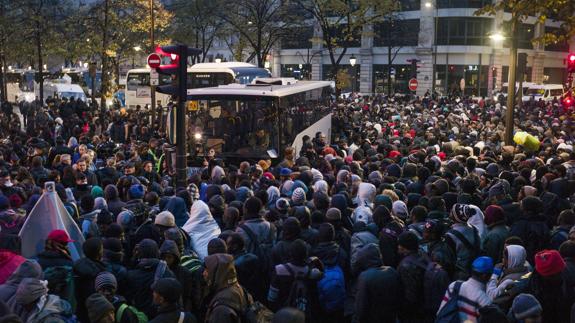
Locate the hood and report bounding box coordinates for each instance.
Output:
[336,170,349,184]
[82,209,100,222]
[355,243,383,272]
[353,206,372,224]
[466,205,487,239]
[313,180,329,195]
[165,196,189,227]
[548,178,569,199]
[357,182,376,206]
[392,200,408,221]
[313,242,340,266]
[74,258,105,277]
[211,166,226,182]
[5,259,42,285]
[182,200,221,259]
[94,197,108,211]
[104,185,119,200]
[33,294,72,321]
[505,244,527,269]
[204,253,237,292]
[267,186,280,209]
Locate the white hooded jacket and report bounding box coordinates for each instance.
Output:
[182,200,221,260]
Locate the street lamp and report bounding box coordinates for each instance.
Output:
[489,32,505,42]
[132,46,142,68]
[133,46,142,52]
[425,1,432,8]
[43,64,47,70]
[349,55,357,93]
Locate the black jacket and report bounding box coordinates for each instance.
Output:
[149,303,195,323]
[233,250,262,302]
[509,213,549,263]
[73,258,106,323]
[36,250,74,270]
[312,241,349,279]
[126,259,175,319]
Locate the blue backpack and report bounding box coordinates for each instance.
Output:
[317,264,346,311]
[435,281,463,323]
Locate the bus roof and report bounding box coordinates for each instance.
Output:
[186,80,332,99]
[190,62,257,70]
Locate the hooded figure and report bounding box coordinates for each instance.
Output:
[466,205,487,240]
[0,260,43,303]
[356,182,376,209]
[165,196,190,228]
[267,186,280,210]
[8,278,73,322]
[313,180,329,195]
[182,201,221,260]
[211,166,226,184]
[486,244,529,300]
[204,254,251,323]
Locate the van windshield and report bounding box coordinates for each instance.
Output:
[526,88,545,96]
[60,92,87,101]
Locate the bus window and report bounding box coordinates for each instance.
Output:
[127,73,149,91]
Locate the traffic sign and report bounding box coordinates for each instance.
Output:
[408,78,418,91]
[147,53,162,68]
[390,67,396,75]
[150,69,159,86]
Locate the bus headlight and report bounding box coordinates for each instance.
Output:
[194,133,202,140]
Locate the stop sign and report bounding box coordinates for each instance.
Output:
[408,78,418,91]
[147,53,162,69]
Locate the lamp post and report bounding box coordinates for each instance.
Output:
[132,46,141,68]
[426,1,439,95]
[349,55,357,93]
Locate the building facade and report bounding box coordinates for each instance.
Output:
[260,0,573,97]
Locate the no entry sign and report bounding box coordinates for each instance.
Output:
[408,78,418,91]
[147,53,162,68]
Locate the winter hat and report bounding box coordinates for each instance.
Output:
[129,184,145,199]
[282,217,301,241]
[96,210,113,225]
[521,196,542,214]
[275,198,290,212]
[95,271,117,291]
[160,239,181,258]
[398,231,419,251]
[116,210,134,227]
[325,207,342,221]
[280,168,292,177]
[86,293,115,323]
[386,163,402,178]
[392,200,408,220]
[152,278,182,303]
[484,205,505,227]
[137,239,160,259]
[488,182,506,199]
[374,194,393,210]
[534,249,565,277]
[14,278,47,305]
[451,203,471,223]
[91,186,104,198]
[94,197,108,211]
[291,187,306,206]
[154,211,176,227]
[471,256,494,274]
[511,294,543,320]
[318,223,335,242]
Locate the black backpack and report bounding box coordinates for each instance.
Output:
[211,287,273,323]
[240,224,273,276]
[283,264,312,316]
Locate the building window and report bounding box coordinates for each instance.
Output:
[373,65,412,93]
[374,19,420,47]
[543,67,566,84]
[281,64,311,80]
[399,0,420,11]
[437,0,492,8]
[501,66,533,83]
[544,27,570,52]
[323,65,359,92]
[436,64,490,96]
[281,26,314,49]
[437,17,492,46]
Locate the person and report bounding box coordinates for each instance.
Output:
[73,237,106,323]
[226,232,262,303]
[204,253,251,323]
[486,245,529,300]
[549,209,574,250]
[36,230,75,271]
[0,260,43,303]
[236,197,276,252]
[150,278,196,323]
[354,243,402,323]
[95,271,141,323]
[438,256,494,323]
[159,240,196,313]
[509,197,550,263]
[508,293,543,323]
[85,292,116,323]
[482,205,509,264]
[126,239,174,319]
[445,203,482,279]
[7,277,74,322]
[396,231,429,323]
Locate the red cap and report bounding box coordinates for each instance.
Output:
[262,172,275,180]
[535,250,565,277]
[47,230,74,244]
[388,150,402,159]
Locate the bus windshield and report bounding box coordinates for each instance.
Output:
[230,67,271,84]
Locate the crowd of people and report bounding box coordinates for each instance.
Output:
[0,90,574,323]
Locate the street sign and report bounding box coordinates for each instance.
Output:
[150,69,159,86]
[390,67,396,75]
[147,53,162,68]
[408,78,418,91]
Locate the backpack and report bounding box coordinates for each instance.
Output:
[435,281,463,323]
[44,266,76,310]
[423,262,451,313]
[401,254,429,306]
[283,264,312,315]
[116,303,148,323]
[240,224,273,276]
[211,287,273,323]
[447,226,482,274]
[317,264,345,311]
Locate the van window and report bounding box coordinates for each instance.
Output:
[549,89,563,97]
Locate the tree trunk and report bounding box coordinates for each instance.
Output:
[36,27,43,104]
[504,17,518,145]
[100,0,109,115]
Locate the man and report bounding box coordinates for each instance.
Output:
[226,232,262,302]
[151,278,196,323]
[124,184,151,227]
[549,209,575,250]
[509,197,549,263]
[76,156,98,186]
[74,237,106,323]
[236,197,276,255]
[482,205,509,264]
[248,128,270,151]
[354,243,402,323]
[159,240,197,313]
[126,239,174,319]
[97,158,121,187]
[141,160,161,185]
[85,293,116,323]
[437,256,494,323]
[445,203,482,279]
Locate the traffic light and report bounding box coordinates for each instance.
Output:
[568,53,575,73]
[564,92,573,108]
[411,60,417,78]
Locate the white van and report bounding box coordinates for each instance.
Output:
[522,84,564,102]
[493,82,533,101]
[35,79,87,103]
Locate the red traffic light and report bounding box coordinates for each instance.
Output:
[564,96,573,107]
[569,54,575,62]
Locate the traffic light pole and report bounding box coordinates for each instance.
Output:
[504,18,518,145]
[176,45,187,188]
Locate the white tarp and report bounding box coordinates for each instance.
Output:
[182,200,221,260]
[19,182,85,260]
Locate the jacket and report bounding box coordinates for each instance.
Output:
[509,213,549,263]
[312,241,349,278]
[36,250,74,270]
[528,270,575,323]
[438,278,492,323]
[73,257,106,323]
[233,251,262,302]
[236,218,276,253]
[397,252,429,312]
[27,294,73,323]
[267,262,322,312]
[350,223,379,275]
[0,260,43,303]
[149,303,195,323]
[126,258,175,319]
[354,244,402,323]
[486,245,529,300]
[445,223,480,279]
[482,224,509,264]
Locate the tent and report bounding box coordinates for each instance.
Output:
[19,182,85,261]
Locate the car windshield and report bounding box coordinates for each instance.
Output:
[526,88,545,96]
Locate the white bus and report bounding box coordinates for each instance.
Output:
[125,62,271,109]
[185,78,333,160]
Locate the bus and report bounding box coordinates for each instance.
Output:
[125,62,271,109]
[185,78,333,160]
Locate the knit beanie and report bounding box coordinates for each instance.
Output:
[291,187,306,206]
[484,205,505,227]
[152,278,182,303]
[398,231,419,251]
[318,223,335,243]
[86,293,115,323]
[91,186,104,198]
[14,278,47,305]
[511,294,543,320]
[95,271,117,291]
[160,239,181,259]
[451,203,471,223]
[154,211,176,227]
[129,184,145,199]
[534,249,566,277]
[325,207,342,221]
[275,198,290,212]
[137,239,160,259]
